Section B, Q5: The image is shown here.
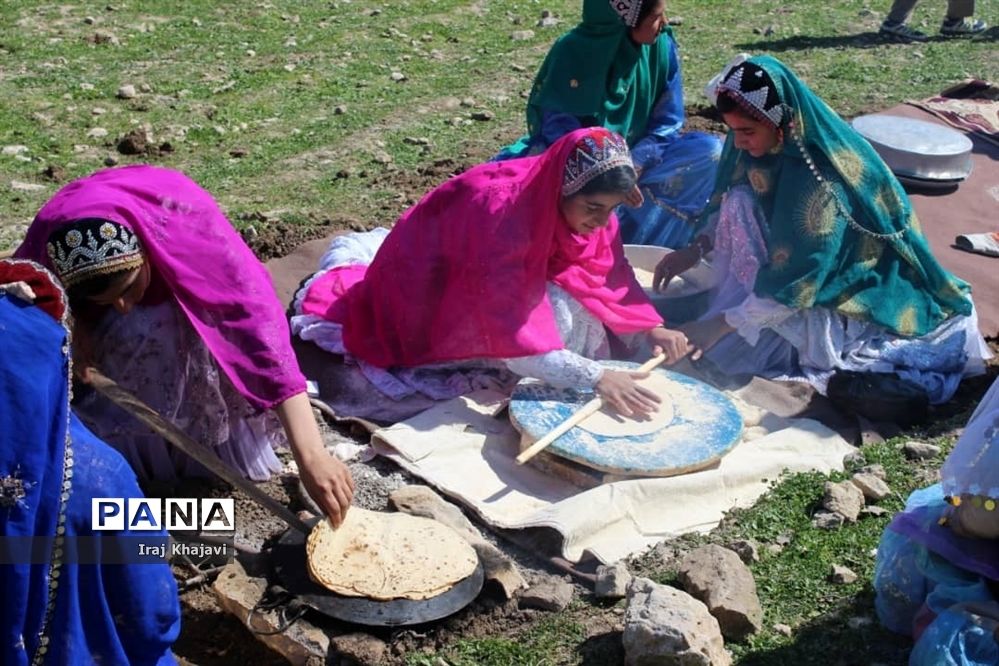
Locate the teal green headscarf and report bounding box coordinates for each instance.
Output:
[703,55,972,338]
[522,0,672,146]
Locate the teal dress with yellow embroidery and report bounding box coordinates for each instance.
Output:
[695,56,986,403]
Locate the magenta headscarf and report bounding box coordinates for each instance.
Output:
[15,165,305,410]
[300,127,662,369]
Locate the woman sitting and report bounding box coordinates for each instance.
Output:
[292,128,695,422]
[874,377,998,665]
[1,259,180,665]
[653,55,988,404]
[495,0,721,249]
[15,166,354,525]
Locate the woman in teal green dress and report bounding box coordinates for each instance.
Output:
[654,55,989,404]
[496,0,721,249]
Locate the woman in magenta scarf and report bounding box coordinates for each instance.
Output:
[15,165,354,526]
[293,127,696,420]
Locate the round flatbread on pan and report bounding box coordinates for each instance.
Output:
[306,507,479,601]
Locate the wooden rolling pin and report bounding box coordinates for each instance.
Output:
[88,369,312,534]
[515,354,667,465]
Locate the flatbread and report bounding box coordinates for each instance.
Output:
[578,372,676,436]
[306,507,479,601]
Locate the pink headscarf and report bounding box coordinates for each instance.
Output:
[15,165,305,410]
[301,127,662,368]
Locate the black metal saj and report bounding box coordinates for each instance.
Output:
[267,518,485,628]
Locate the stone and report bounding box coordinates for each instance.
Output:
[10,181,45,192]
[86,127,109,139]
[519,580,574,612]
[90,30,120,46]
[511,63,527,72]
[861,505,890,517]
[677,545,763,641]
[389,486,526,598]
[510,30,535,41]
[460,97,476,107]
[331,632,388,665]
[334,104,347,115]
[623,577,731,666]
[84,16,96,24]
[537,16,560,27]
[390,71,407,82]
[103,155,118,166]
[471,110,494,121]
[403,136,431,146]
[213,560,329,663]
[229,147,249,158]
[904,440,941,460]
[851,473,891,502]
[843,450,866,467]
[822,480,864,522]
[829,564,858,585]
[726,539,760,564]
[594,562,632,599]
[91,107,107,115]
[139,82,152,93]
[372,150,392,165]
[116,84,137,99]
[765,543,784,557]
[2,145,29,156]
[858,464,887,480]
[773,623,792,636]
[812,510,845,530]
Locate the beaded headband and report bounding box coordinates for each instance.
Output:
[46,218,144,288]
[562,130,634,197]
[717,61,787,128]
[608,0,643,27]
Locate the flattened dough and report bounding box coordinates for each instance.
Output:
[306,507,478,601]
[578,372,676,436]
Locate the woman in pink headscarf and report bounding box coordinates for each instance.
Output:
[292,127,696,421]
[15,165,354,526]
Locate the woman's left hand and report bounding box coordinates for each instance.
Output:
[624,185,645,208]
[649,326,701,364]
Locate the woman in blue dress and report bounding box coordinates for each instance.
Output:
[496,0,721,249]
[0,259,180,665]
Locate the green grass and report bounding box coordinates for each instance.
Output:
[2,0,995,251]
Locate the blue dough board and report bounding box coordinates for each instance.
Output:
[509,361,743,477]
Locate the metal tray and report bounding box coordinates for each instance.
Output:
[271,521,484,627]
[852,114,973,182]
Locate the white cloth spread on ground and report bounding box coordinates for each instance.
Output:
[371,389,854,564]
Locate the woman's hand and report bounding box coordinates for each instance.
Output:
[648,326,701,363]
[653,246,699,293]
[596,369,661,417]
[624,184,645,208]
[275,393,355,526]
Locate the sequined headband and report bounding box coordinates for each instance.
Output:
[717,61,787,128]
[46,219,144,288]
[562,131,634,197]
[608,0,643,27]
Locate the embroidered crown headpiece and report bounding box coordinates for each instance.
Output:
[562,130,634,197]
[46,218,144,288]
[608,0,643,27]
[717,60,787,128]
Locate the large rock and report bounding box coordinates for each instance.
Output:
[331,632,387,665]
[213,560,328,664]
[389,486,526,598]
[851,473,891,502]
[677,545,763,641]
[903,440,941,460]
[595,561,632,599]
[822,480,864,522]
[623,577,731,666]
[519,579,574,611]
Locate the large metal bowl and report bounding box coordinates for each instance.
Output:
[624,244,718,323]
[851,114,973,182]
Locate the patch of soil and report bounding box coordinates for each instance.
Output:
[238,214,361,261]
[685,104,727,136]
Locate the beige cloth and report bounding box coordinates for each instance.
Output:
[371,389,855,564]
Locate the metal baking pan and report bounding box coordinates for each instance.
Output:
[851,114,973,182]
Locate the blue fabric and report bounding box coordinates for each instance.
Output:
[874,486,995,645]
[0,292,180,665]
[495,37,721,249]
[910,606,999,666]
